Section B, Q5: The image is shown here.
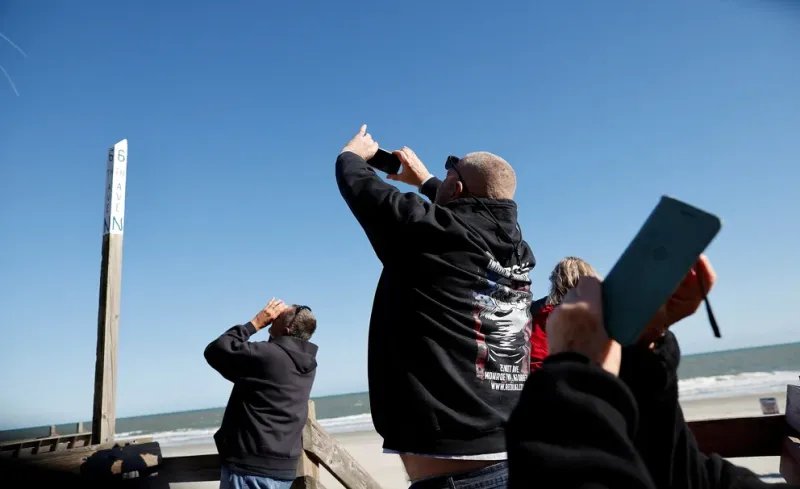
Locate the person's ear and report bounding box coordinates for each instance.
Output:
[455,181,464,197]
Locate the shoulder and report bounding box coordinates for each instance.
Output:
[531,301,555,326]
[247,340,278,356]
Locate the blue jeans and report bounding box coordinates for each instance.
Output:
[408,462,508,489]
[220,465,294,489]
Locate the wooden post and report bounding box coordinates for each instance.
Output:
[293,401,321,489]
[91,139,128,445]
[302,416,383,489]
[781,384,800,484]
[787,384,800,433]
[76,422,84,434]
[49,426,56,437]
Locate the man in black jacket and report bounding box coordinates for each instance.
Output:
[505,268,796,489]
[205,298,318,489]
[337,125,535,488]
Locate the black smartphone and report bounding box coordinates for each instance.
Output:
[367,149,402,175]
[603,196,722,346]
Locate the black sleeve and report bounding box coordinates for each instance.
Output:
[335,151,437,261]
[419,176,442,202]
[204,322,260,383]
[507,353,657,489]
[620,333,791,489]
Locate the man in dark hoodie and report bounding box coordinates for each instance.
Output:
[205,298,318,489]
[336,125,535,488]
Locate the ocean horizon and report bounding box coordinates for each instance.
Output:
[2,341,798,445]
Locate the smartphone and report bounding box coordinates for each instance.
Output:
[603,196,722,346]
[367,149,402,175]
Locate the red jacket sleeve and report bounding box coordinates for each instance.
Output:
[530,304,553,370]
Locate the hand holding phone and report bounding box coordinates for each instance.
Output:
[367,149,402,175]
[386,147,432,187]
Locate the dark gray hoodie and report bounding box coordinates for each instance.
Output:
[205,323,318,480]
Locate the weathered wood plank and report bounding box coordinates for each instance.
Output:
[157,453,220,482]
[92,234,123,444]
[0,433,93,458]
[92,140,128,445]
[297,401,321,482]
[0,438,151,475]
[787,384,800,433]
[302,417,383,489]
[780,436,800,485]
[687,414,796,458]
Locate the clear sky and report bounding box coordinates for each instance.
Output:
[1,0,798,429]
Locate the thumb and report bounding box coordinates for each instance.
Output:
[386,174,400,181]
[358,124,367,136]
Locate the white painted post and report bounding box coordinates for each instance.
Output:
[92,139,128,445]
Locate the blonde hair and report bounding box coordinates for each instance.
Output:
[548,256,599,306]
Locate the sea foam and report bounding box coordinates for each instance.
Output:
[117,370,799,447]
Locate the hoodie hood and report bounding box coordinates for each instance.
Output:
[271,336,318,374]
[447,197,535,271]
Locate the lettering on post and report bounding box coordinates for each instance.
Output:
[103,140,128,235]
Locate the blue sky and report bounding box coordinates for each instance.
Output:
[1,0,798,429]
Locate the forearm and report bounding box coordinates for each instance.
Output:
[335,150,431,258]
[204,322,257,380]
[336,151,396,218]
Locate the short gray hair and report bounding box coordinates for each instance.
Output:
[548,257,599,306]
[458,152,517,199]
[287,308,317,341]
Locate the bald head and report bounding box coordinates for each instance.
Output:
[457,152,517,200]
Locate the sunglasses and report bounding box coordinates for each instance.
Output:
[445,156,467,191]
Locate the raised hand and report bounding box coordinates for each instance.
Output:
[638,254,717,346]
[387,147,432,187]
[546,276,622,376]
[251,298,291,331]
[341,124,379,161]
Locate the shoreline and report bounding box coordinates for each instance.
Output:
[161,390,790,488]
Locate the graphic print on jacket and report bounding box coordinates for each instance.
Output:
[473,253,533,391]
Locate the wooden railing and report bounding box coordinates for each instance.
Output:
[2,388,799,486]
[0,432,93,458]
[158,401,382,489]
[0,401,381,489]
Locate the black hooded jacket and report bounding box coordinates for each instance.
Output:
[336,151,536,456]
[205,323,318,479]
[506,333,796,488]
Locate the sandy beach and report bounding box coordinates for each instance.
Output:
[162,390,789,488]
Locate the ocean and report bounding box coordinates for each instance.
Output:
[2,342,798,446]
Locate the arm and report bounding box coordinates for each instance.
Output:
[204,322,259,383]
[507,353,656,489]
[336,151,434,258]
[620,333,787,489]
[419,175,441,202]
